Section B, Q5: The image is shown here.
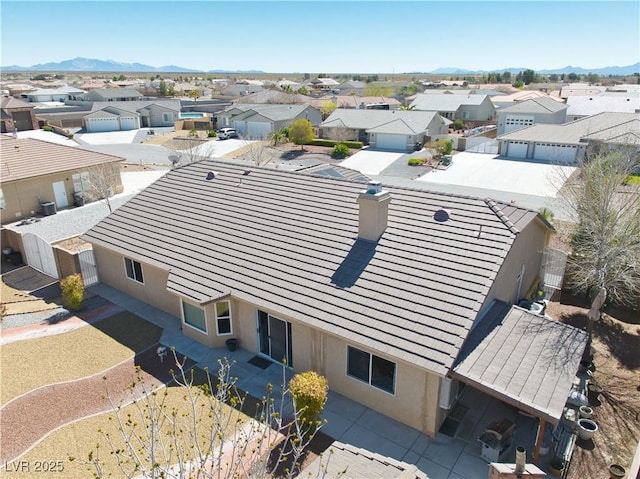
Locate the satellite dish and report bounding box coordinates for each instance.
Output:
[206,171,217,180]
[168,154,180,166]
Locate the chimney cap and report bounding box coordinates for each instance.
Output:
[365,181,383,195]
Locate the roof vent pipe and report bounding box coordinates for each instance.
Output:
[357,181,391,242]
[515,446,526,473]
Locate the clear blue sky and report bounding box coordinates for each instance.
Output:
[1,1,638,73]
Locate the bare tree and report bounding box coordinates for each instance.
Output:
[325,127,354,143]
[86,351,332,479]
[81,163,122,213]
[166,135,210,167]
[242,140,272,167]
[561,148,640,356]
[563,148,640,304]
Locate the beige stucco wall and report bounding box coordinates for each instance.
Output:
[1,166,123,225]
[91,244,446,436]
[92,245,180,318]
[482,218,550,310]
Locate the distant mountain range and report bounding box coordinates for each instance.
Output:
[1,57,638,76]
[426,63,640,76]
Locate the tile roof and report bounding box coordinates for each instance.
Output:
[302,441,428,478]
[0,136,124,182]
[83,161,543,376]
[453,304,588,422]
[85,88,143,100]
[90,100,181,113]
[321,109,440,131]
[223,104,316,122]
[1,96,32,109]
[498,112,640,144]
[498,96,567,114]
[410,94,491,111]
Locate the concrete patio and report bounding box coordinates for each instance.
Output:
[89,283,552,479]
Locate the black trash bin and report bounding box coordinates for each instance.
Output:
[73,192,85,207]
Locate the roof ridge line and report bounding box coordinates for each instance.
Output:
[484,198,520,234]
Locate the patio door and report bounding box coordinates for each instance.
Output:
[257,310,293,367]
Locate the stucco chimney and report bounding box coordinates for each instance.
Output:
[357,181,391,241]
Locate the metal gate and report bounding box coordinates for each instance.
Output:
[22,232,59,279]
[466,138,499,154]
[540,248,568,298]
[78,248,99,286]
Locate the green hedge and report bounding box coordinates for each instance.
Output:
[308,139,363,149]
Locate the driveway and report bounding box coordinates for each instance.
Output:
[340,149,405,175]
[415,152,576,198]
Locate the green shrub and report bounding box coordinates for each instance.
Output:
[61,274,84,311]
[289,371,328,432]
[408,158,424,166]
[440,139,453,155]
[453,119,464,131]
[308,139,363,149]
[43,125,53,132]
[67,133,74,139]
[331,143,350,159]
[207,130,217,137]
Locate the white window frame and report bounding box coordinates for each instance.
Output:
[162,112,174,122]
[181,300,207,333]
[124,257,144,284]
[346,345,396,395]
[215,300,233,336]
[0,187,5,210]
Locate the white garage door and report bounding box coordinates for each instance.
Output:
[233,121,247,137]
[87,117,119,132]
[376,134,408,151]
[120,117,138,130]
[533,144,577,163]
[506,141,528,159]
[247,122,271,139]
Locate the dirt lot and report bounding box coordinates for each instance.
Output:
[546,295,639,477]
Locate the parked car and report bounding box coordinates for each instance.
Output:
[218,128,237,140]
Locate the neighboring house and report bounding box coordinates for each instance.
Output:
[221,84,264,97]
[82,100,181,132]
[21,86,86,103]
[232,89,309,105]
[320,109,448,150]
[497,112,640,163]
[82,88,144,102]
[311,95,402,111]
[276,80,303,91]
[560,84,608,99]
[1,96,39,132]
[306,77,340,92]
[82,160,584,438]
[410,94,496,121]
[0,136,124,223]
[216,104,322,139]
[496,97,568,135]
[335,80,366,95]
[565,94,640,121]
[491,90,562,110]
